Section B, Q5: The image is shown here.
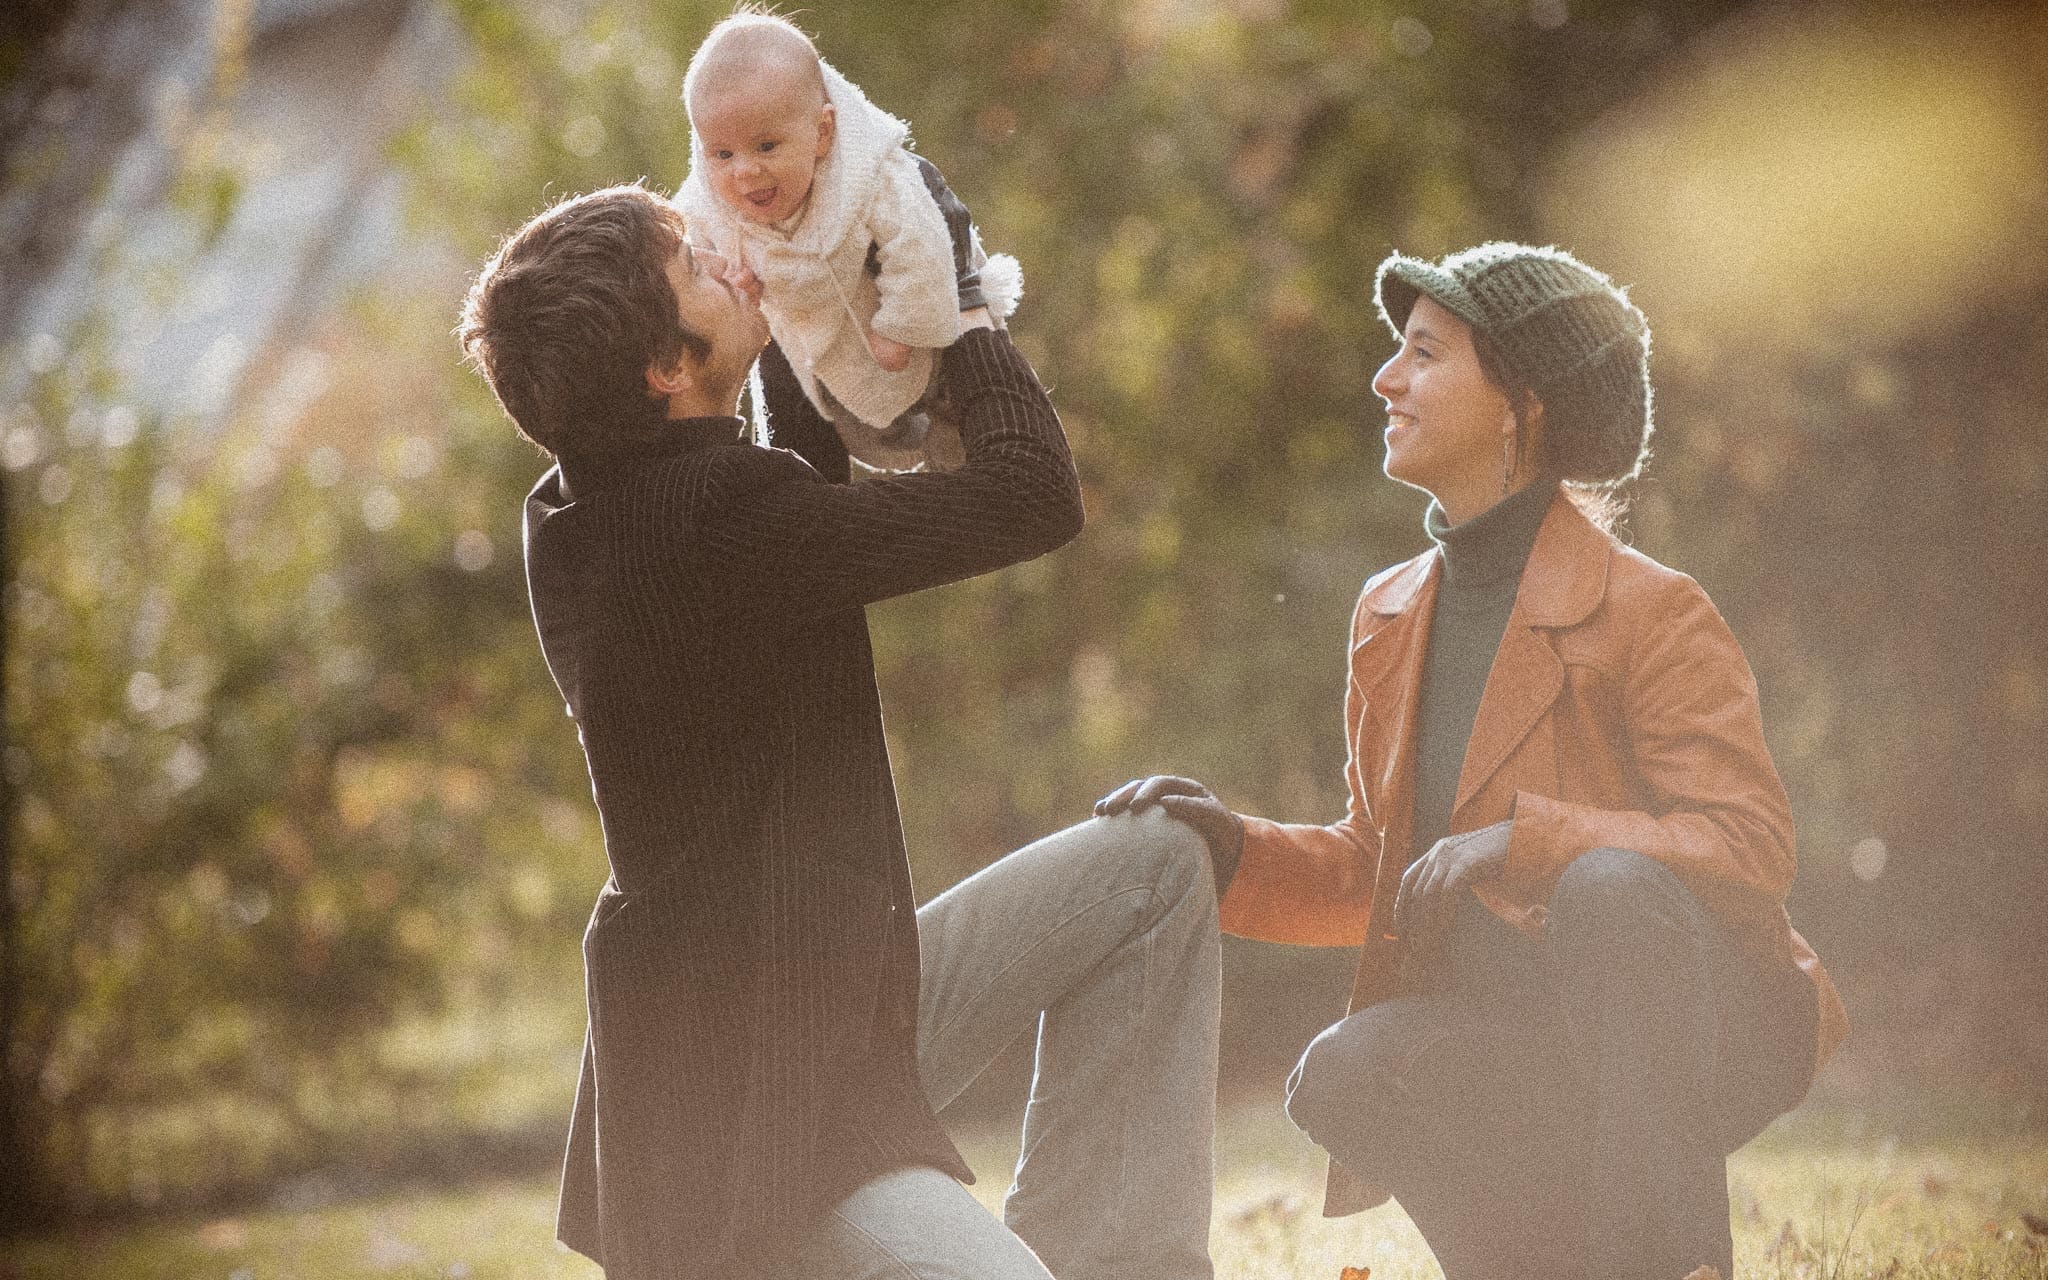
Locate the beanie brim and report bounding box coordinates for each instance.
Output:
[1373,242,1655,488]
[1374,254,1487,340]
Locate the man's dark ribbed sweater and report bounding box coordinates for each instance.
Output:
[525,330,1084,1277]
[1407,480,1557,867]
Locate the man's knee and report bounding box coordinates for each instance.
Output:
[1090,806,1211,901]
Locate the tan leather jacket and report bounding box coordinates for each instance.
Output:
[1222,489,1847,1211]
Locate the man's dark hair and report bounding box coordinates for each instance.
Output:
[457,183,711,457]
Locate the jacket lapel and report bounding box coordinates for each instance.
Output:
[1453,623,1561,817]
[1352,550,1439,874]
[1453,494,1611,817]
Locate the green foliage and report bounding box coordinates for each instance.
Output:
[4,287,598,1211]
[0,1,82,96]
[6,0,2045,1223]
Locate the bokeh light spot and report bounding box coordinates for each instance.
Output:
[562,114,607,158]
[1390,16,1434,57]
[3,417,44,469]
[126,671,164,717]
[453,529,494,572]
[24,332,62,374]
[102,405,140,448]
[361,487,401,531]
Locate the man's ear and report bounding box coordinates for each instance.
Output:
[814,102,835,159]
[646,358,693,399]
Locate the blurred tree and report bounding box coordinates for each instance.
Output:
[2,0,601,1216]
[0,385,19,1235]
[3,291,606,1213]
[3,0,2043,1225]
[0,0,81,94]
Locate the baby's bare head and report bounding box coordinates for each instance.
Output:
[684,11,826,124]
[684,10,838,223]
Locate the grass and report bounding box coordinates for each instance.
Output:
[5,1098,2045,1279]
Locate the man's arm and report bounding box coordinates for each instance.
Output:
[758,339,852,484]
[689,326,1083,628]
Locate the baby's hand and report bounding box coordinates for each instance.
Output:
[867,330,913,373]
[723,255,762,307]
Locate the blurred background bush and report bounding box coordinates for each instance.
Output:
[2,0,2042,1229]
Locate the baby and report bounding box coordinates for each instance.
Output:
[678,12,1022,471]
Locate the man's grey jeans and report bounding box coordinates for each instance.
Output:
[746,808,1222,1280]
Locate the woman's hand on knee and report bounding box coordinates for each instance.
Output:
[1094,775,1246,886]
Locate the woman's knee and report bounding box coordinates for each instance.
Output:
[1550,847,1691,931]
[1284,1002,1418,1148]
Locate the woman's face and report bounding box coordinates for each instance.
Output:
[1371,295,1517,524]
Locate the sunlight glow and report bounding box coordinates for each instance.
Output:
[1541,8,2048,346]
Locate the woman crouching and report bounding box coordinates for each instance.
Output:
[1099,243,1847,1280]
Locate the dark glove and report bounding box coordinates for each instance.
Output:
[1094,775,1245,896]
[914,154,986,312]
[1391,820,1511,945]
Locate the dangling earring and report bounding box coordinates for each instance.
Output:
[1500,429,1517,497]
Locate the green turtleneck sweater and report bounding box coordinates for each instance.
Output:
[1408,481,1557,867]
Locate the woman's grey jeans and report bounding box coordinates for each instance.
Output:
[1284,847,1818,1280]
[745,807,1222,1280]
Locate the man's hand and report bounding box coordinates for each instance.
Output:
[1391,820,1512,944]
[1095,774,1244,892]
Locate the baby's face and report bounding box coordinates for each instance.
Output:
[692,77,835,226]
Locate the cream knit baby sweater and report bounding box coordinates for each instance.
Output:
[679,60,1020,432]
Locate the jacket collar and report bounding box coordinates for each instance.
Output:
[1461,490,1613,814]
[1363,486,1609,627]
[555,415,746,502]
[1361,548,1436,618]
[1517,488,1611,627]
[1342,487,1621,834]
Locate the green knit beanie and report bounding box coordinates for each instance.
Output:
[1374,242,1654,487]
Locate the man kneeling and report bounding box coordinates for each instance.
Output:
[457,182,1223,1280]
